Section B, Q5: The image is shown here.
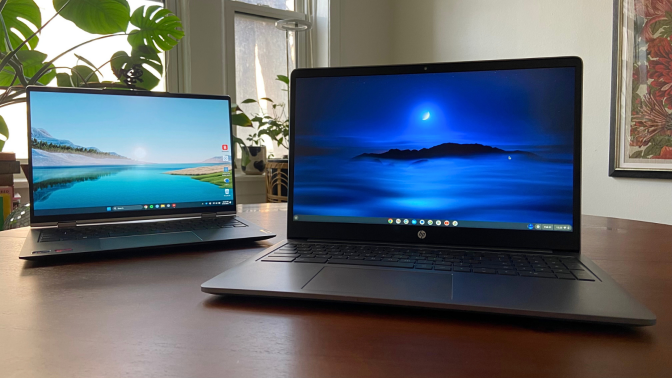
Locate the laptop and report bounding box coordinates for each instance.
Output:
[19,87,275,260]
[201,57,656,326]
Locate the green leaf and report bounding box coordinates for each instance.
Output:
[0,114,8,151]
[0,0,41,52]
[241,98,257,104]
[0,50,55,85]
[127,5,184,52]
[56,71,72,87]
[54,0,130,34]
[260,97,274,102]
[629,150,643,159]
[276,74,289,85]
[643,143,660,158]
[231,112,252,127]
[110,44,162,89]
[68,65,99,86]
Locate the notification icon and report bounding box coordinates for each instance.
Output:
[222,144,228,151]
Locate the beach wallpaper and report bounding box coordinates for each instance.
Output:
[292,68,576,225]
[30,92,233,215]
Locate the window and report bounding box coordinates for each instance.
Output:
[1,0,168,159]
[223,0,308,160]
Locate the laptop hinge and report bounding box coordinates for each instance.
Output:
[201,212,217,219]
[57,221,77,228]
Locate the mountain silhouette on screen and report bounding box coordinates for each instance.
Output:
[353,143,539,160]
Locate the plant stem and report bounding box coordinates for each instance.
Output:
[0,97,25,108]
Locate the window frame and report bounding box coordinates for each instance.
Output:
[222,0,308,108]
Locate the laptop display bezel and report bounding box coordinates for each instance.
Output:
[26,86,237,226]
[287,57,582,253]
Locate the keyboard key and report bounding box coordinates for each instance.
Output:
[295,258,328,264]
[519,272,556,279]
[572,271,596,281]
[434,265,452,271]
[556,273,576,280]
[552,269,570,274]
[262,257,296,262]
[414,264,434,270]
[498,270,517,276]
[453,267,471,272]
[328,260,414,269]
[383,258,399,262]
[473,268,496,274]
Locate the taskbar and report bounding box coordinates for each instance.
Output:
[34,200,234,217]
[292,215,573,232]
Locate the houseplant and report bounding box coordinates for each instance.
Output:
[0,0,184,151]
[231,74,289,174]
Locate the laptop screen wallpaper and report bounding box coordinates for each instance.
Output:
[30,92,234,217]
[292,68,576,232]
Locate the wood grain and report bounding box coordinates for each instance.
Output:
[0,205,670,378]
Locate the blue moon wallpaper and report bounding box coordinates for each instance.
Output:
[292,68,576,225]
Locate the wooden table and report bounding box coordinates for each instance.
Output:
[1,203,671,378]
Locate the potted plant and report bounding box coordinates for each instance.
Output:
[231,74,290,177]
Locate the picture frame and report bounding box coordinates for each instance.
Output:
[610,0,672,178]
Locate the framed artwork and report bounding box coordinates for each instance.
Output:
[610,0,672,178]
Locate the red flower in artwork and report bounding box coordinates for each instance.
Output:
[652,146,672,159]
[648,38,672,108]
[635,0,672,41]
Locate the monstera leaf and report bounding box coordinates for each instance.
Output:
[55,65,100,87]
[110,45,162,89]
[53,0,130,34]
[0,50,55,85]
[127,5,184,52]
[0,115,8,151]
[0,0,41,52]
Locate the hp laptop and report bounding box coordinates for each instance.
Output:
[20,87,275,260]
[202,57,656,325]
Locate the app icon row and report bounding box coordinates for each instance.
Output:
[388,218,458,227]
[144,204,176,209]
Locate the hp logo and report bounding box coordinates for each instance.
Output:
[417,230,427,239]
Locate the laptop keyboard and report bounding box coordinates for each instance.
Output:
[38,217,248,242]
[261,242,596,281]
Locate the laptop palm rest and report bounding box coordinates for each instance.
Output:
[303,267,453,303]
[100,232,202,250]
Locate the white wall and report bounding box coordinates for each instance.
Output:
[377,0,672,225]
[337,0,394,66]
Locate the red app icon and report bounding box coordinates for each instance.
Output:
[222,144,228,151]
[172,204,176,207]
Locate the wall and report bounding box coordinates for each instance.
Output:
[384,0,672,225]
[337,0,394,66]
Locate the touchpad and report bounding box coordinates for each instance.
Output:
[100,231,202,250]
[304,266,453,303]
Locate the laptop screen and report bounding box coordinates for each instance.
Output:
[28,90,234,219]
[292,67,575,233]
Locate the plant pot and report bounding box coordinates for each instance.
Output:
[241,146,267,175]
[265,158,288,202]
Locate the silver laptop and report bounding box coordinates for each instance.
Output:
[202,57,655,326]
[20,87,275,260]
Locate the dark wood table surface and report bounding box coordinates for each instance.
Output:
[1,203,671,378]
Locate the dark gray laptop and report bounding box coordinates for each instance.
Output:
[20,87,274,260]
[202,57,655,326]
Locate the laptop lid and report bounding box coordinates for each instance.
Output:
[288,57,582,253]
[26,87,236,226]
